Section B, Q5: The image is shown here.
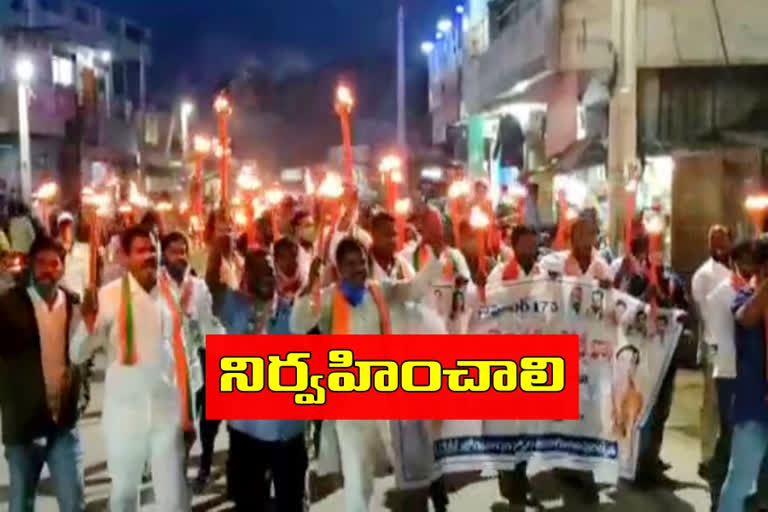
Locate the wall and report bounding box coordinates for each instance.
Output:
[670,147,761,273]
[463,0,561,113]
[638,67,768,145]
[561,0,768,71]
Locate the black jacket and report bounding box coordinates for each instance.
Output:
[0,285,82,445]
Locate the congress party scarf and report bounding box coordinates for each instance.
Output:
[119,274,137,365]
[413,245,455,281]
[330,282,392,335]
[158,273,194,433]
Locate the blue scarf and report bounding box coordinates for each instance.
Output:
[340,280,366,307]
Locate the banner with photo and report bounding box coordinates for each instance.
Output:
[391,275,682,489]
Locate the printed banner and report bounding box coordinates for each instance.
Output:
[392,275,681,487]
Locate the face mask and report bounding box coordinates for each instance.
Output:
[31,276,56,300]
[300,226,316,243]
[340,280,367,307]
[166,262,187,283]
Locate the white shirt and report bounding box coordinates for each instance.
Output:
[706,280,738,378]
[692,258,731,346]
[62,242,90,299]
[28,287,68,418]
[70,273,187,426]
[540,250,614,281]
[290,247,442,335]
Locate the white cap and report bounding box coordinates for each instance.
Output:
[57,211,74,225]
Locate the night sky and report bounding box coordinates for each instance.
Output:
[91,0,457,94]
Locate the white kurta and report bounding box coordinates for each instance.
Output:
[70,273,191,512]
[290,250,442,512]
[692,258,731,346]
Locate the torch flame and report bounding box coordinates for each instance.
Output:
[469,206,490,230]
[179,201,189,214]
[213,93,232,115]
[745,194,768,212]
[391,169,404,184]
[237,171,262,191]
[193,135,212,154]
[565,208,579,221]
[265,187,284,206]
[394,198,411,216]
[34,182,58,201]
[336,85,354,109]
[448,179,470,199]
[379,155,401,173]
[118,202,133,214]
[318,172,344,199]
[234,210,247,227]
[645,215,665,235]
[156,201,173,213]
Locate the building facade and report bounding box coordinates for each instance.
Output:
[0,0,151,204]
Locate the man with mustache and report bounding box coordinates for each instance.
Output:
[161,231,225,492]
[0,235,85,512]
[291,206,445,512]
[71,225,192,512]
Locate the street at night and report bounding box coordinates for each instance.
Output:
[1,0,768,511]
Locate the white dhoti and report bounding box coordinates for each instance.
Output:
[336,420,393,512]
[103,366,190,512]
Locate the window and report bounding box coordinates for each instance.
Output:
[52,55,74,87]
[74,5,90,25]
[38,0,63,13]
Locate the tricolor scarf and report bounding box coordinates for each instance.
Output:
[119,274,137,365]
[330,282,391,335]
[413,245,456,281]
[158,273,194,433]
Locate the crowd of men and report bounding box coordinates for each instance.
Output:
[0,181,765,512]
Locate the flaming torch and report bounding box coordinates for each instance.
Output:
[213,92,232,206]
[745,194,768,235]
[82,192,110,287]
[334,84,355,184]
[379,154,401,213]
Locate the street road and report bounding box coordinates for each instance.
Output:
[0,368,710,511]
